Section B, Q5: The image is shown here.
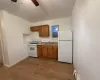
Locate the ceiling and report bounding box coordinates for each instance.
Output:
[0,0,75,22]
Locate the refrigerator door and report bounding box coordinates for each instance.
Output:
[58,41,72,63]
[58,30,72,40]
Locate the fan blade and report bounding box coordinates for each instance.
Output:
[11,0,17,2]
[31,0,39,6]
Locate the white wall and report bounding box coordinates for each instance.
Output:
[1,11,31,67]
[0,12,2,63]
[27,17,72,42]
[72,0,100,80]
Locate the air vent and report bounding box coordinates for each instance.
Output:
[11,0,17,2]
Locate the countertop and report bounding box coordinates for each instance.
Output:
[37,42,58,45]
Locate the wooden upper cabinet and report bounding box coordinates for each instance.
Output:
[39,25,49,37]
[30,26,40,31]
[30,25,49,37]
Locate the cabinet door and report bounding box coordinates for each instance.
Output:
[39,25,49,37]
[30,26,40,31]
[39,27,43,36]
[52,45,58,59]
[42,45,48,58]
[47,45,53,58]
[37,45,42,57]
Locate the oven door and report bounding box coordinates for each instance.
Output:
[28,45,37,57]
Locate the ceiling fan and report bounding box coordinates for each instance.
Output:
[11,0,39,6]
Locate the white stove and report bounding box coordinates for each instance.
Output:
[28,43,38,57]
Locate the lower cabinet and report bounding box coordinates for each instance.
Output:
[52,45,58,59]
[37,45,42,57]
[37,45,58,59]
[42,45,48,58]
[47,45,53,58]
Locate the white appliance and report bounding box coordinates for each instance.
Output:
[28,44,37,57]
[58,30,72,63]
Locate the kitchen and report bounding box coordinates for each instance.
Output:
[0,11,73,80]
[25,17,72,63]
[0,0,100,80]
[0,10,72,67]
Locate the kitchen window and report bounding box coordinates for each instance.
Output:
[52,25,59,38]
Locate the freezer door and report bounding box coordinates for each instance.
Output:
[58,31,72,40]
[58,41,72,63]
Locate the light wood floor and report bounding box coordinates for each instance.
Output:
[0,58,75,80]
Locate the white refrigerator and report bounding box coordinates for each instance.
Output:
[58,30,72,63]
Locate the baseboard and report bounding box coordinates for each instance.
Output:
[4,64,12,67]
[4,56,28,67]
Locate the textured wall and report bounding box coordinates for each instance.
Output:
[72,0,100,80]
